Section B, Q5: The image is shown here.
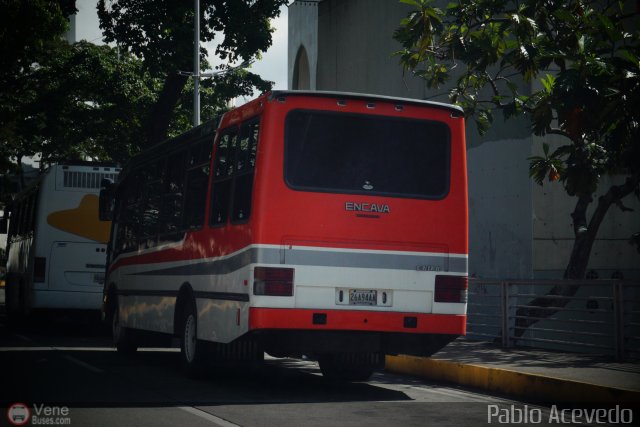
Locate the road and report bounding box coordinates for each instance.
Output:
[0,300,552,427]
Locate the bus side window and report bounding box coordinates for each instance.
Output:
[210,131,237,226]
[214,132,234,179]
[140,160,164,249]
[159,150,187,243]
[118,170,143,254]
[183,139,213,230]
[232,120,260,223]
[112,197,124,257]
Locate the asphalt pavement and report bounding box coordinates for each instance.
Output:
[1,288,639,426]
[0,317,540,427]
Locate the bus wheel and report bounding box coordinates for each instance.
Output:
[112,300,138,354]
[318,353,378,382]
[180,300,205,377]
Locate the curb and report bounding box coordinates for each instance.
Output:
[385,355,640,404]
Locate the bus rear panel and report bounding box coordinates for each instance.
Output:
[247,92,468,358]
[5,163,119,316]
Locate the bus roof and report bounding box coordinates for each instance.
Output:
[7,162,120,206]
[123,117,219,172]
[116,91,462,185]
[268,90,464,114]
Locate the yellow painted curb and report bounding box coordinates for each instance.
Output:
[385,355,640,404]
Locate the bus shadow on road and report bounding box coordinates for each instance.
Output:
[0,344,412,409]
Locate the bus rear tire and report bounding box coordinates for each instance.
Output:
[180,300,206,377]
[318,353,378,382]
[112,299,138,354]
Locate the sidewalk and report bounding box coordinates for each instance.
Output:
[385,338,640,404]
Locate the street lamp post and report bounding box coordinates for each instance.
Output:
[181,0,253,127]
[193,0,201,127]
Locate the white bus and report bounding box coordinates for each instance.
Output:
[3,163,120,319]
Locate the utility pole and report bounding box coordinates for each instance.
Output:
[193,0,201,127]
[179,1,252,127]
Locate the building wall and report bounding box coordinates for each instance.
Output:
[468,136,533,279]
[65,0,103,44]
[288,1,320,90]
[315,0,424,97]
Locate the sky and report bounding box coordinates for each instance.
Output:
[73,0,289,92]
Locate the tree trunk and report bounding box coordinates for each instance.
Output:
[565,173,640,279]
[514,174,640,338]
[144,72,189,146]
[565,194,602,280]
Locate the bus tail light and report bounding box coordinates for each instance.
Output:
[434,275,468,303]
[254,267,294,296]
[34,257,46,282]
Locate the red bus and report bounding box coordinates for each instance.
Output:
[100,91,468,381]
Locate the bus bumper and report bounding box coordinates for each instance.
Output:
[31,289,103,311]
[249,308,466,335]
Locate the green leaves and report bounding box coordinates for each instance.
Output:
[529,143,565,185]
[394,0,445,73]
[0,38,157,175]
[394,0,640,197]
[27,42,156,164]
[98,0,288,144]
[540,74,555,94]
[0,0,77,183]
[0,0,75,85]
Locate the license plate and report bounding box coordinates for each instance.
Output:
[349,289,377,306]
[335,288,393,306]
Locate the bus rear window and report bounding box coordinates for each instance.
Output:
[284,110,450,199]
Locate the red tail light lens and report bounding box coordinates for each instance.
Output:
[435,275,468,303]
[254,267,294,296]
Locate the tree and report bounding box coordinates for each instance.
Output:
[0,0,77,192]
[98,0,288,146]
[24,41,158,164]
[1,40,157,165]
[1,39,157,207]
[0,0,76,85]
[0,1,148,189]
[394,0,640,281]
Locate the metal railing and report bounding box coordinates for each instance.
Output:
[467,279,640,361]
